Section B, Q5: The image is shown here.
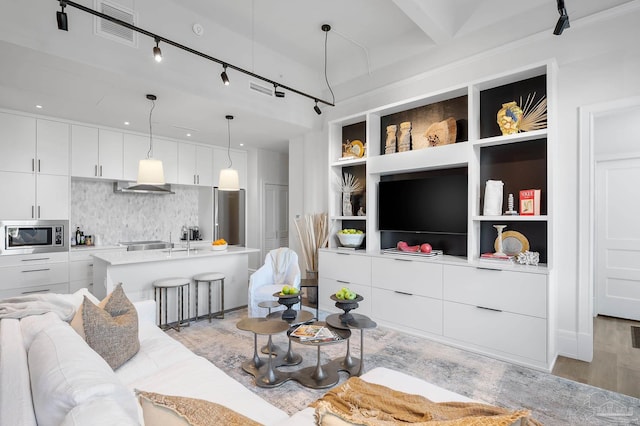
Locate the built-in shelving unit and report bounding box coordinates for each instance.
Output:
[323,62,557,371]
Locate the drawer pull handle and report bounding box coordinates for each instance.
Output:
[89,264,93,267]
[394,258,412,262]
[21,268,50,273]
[395,291,413,296]
[336,280,350,284]
[21,258,51,262]
[476,305,502,312]
[21,289,51,295]
[336,252,350,256]
[476,266,502,272]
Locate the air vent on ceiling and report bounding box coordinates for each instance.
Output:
[95,0,137,47]
[249,81,274,97]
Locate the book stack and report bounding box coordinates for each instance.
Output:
[480,252,513,263]
[290,324,343,343]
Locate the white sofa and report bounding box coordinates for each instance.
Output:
[0,293,476,426]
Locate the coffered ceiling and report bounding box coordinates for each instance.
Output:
[0,0,634,152]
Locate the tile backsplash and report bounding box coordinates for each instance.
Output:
[70,180,200,245]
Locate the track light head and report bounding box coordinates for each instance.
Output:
[153,38,162,62]
[221,64,230,86]
[274,84,285,98]
[57,1,68,31]
[553,0,570,35]
[314,100,322,115]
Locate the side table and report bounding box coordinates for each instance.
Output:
[236,317,290,388]
[287,321,351,389]
[325,313,377,376]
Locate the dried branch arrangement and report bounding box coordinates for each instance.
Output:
[294,213,330,273]
[340,172,362,194]
[519,92,547,132]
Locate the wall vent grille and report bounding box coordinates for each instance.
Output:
[95,0,137,47]
[249,81,274,96]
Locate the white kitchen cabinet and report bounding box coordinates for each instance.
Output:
[212,147,248,189]
[123,133,148,181]
[36,119,69,176]
[0,112,35,173]
[154,138,178,184]
[371,287,443,335]
[69,246,126,294]
[178,143,212,186]
[0,252,69,298]
[371,257,443,299]
[0,117,69,175]
[36,174,70,219]
[71,125,123,179]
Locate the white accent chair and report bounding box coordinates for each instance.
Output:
[248,248,301,317]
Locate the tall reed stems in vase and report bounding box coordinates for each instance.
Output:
[294,213,329,277]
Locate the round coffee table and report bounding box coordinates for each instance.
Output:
[267,309,313,364]
[326,313,377,376]
[236,317,290,388]
[287,321,351,389]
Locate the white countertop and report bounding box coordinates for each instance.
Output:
[92,245,259,266]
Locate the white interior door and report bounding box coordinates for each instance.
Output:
[595,158,640,321]
[263,184,289,259]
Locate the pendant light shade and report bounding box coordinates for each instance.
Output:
[137,94,166,185]
[219,168,239,191]
[219,115,240,191]
[137,158,165,185]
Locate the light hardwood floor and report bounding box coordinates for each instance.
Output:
[553,315,640,398]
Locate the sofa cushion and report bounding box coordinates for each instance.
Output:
[28,320,138,426]
[137,390,261,426]
[72,284,140,369]
[0,318,37,426]
[60,397,140,426]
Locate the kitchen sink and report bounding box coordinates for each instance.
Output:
[120,240,172,251]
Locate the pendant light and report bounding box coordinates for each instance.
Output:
[137,94,165,185]
[219,115,239,191]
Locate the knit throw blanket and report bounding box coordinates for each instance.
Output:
[311,377,542,426]
[0,293,76,321]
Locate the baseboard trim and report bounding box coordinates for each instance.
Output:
[557,329,593,362]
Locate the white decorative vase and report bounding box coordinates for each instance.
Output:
[342,192,353,216]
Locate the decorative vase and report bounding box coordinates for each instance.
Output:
[397,121,412,152]
[497,101,523,135]
[342,192,353,216]
[385,125,397,154]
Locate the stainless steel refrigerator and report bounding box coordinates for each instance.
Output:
[213,188,245,246]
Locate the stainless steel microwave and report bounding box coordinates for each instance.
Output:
[0,220,68,255]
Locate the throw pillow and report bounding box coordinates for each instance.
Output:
[70,286,115,340]
[72,284,140,369]
[137,390,262,426]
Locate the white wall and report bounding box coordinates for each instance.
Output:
[290,5,640,360]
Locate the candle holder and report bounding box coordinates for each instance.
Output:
[493,225,507,256]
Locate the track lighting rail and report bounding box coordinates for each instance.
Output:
[57,0,335,108]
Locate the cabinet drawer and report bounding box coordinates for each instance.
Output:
[0,252,68,267]
[0,262,69,290]
[443,301,546,362]
[371,257,442,298]
[371,288,442,336]
[318,277,371,317]
[0,282,69,299]
[319,251,371,284]
[69,260,93,281]
[443,265,546,318]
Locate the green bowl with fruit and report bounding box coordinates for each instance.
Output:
[337,229,365,248]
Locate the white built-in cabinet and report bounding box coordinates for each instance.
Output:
[0,252,69,298]
[69,246,126,294]
[178,143,213,187]
[320,62,557,371]
[71,125,123,180]
[153,138,178,184]
[212,147,248,189]
[0,113,69,220]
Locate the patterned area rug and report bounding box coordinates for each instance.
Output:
[167,308,640,425]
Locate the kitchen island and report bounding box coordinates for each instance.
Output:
[92,246,259,322]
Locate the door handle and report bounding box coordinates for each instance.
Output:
[395,258,412,262]
[31,205,35,219]
[394,290,413,296]
[38,159,41,172]
[21,268,51,273]
[99,165,103,177]
[95,165,98,177]
[21,257,50,262]
[336,280,350,284]
[197,175,200,184]
[32,158,35,172]
[37,205,40,218]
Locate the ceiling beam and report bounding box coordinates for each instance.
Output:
[391,0,453,45]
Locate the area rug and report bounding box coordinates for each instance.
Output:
[167,308,640,425]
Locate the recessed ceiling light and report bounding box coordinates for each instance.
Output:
[186,133,191,137]
[240,143,244,147]
[35,105,43,109]
[124,121,130,126]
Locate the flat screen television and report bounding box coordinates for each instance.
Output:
[378,172,468,234]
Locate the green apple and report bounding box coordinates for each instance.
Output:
[346,291,357,300]
[290,287,299,295]
[282,285,291,295]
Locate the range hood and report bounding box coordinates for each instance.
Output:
[113,181,174,194]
